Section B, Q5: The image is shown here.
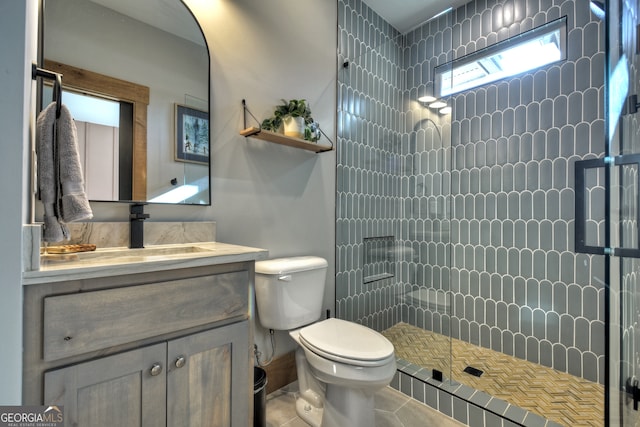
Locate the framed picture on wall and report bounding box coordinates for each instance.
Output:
[175,104,209,164]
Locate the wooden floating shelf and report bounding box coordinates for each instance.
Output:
[240,127,333,153]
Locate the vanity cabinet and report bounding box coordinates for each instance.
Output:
[44,323,247,426]
[23,262,255,427]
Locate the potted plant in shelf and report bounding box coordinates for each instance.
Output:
[261,99,321,142]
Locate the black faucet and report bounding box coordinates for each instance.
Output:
[129,203,149,249]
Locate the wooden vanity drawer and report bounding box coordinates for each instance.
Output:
[42,272,248,361]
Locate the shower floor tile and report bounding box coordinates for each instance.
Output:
[382,322,604,427]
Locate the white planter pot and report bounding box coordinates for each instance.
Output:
[283,116,305,138]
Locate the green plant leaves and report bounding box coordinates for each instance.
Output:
[261,99,320,141]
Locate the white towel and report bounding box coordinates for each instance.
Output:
[36,102,93,243]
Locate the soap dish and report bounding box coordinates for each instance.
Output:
[43,244,97,254]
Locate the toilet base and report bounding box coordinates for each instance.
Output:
[296,396,323,427]
[295,384,376,427]
[321,384,375,427]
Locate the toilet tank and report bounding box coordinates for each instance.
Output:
[254,256,328,330]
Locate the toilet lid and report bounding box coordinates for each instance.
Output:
[298,318,394,363]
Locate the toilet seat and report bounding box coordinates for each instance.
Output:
[298,318,395,367]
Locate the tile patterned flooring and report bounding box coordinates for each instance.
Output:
[265,382,465,427]
[382,322,605,427]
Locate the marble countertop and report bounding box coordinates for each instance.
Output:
[22,242,269,285]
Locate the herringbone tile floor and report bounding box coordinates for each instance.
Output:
[382,322,604,427]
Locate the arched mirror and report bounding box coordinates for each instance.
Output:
[40,0,210,205]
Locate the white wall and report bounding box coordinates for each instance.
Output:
[187,0,337,357]
[0,0,37,403]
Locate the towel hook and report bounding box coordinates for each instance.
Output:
[31,64,63,118]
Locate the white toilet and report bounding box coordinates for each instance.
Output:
[254,256,396,427]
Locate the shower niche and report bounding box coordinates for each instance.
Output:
[363,236,396,283]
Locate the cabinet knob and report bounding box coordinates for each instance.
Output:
[150,363,163,376]
[175,356,186,368]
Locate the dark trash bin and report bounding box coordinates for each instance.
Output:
[254,366,268,427]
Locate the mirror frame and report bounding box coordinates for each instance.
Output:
[36,0,212,206]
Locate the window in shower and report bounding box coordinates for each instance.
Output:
[363,236,395,283]
[434,16,567,97]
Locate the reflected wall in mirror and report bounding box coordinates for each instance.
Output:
[42,0,210,205]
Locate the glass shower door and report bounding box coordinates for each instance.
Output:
[581,0,640,425]
[608,0,640,424]
[335,0,455,394]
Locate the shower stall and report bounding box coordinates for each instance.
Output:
[336,0,640,425]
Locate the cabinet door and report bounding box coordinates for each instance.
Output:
[167,322,250,427]
[44,343,166,427]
